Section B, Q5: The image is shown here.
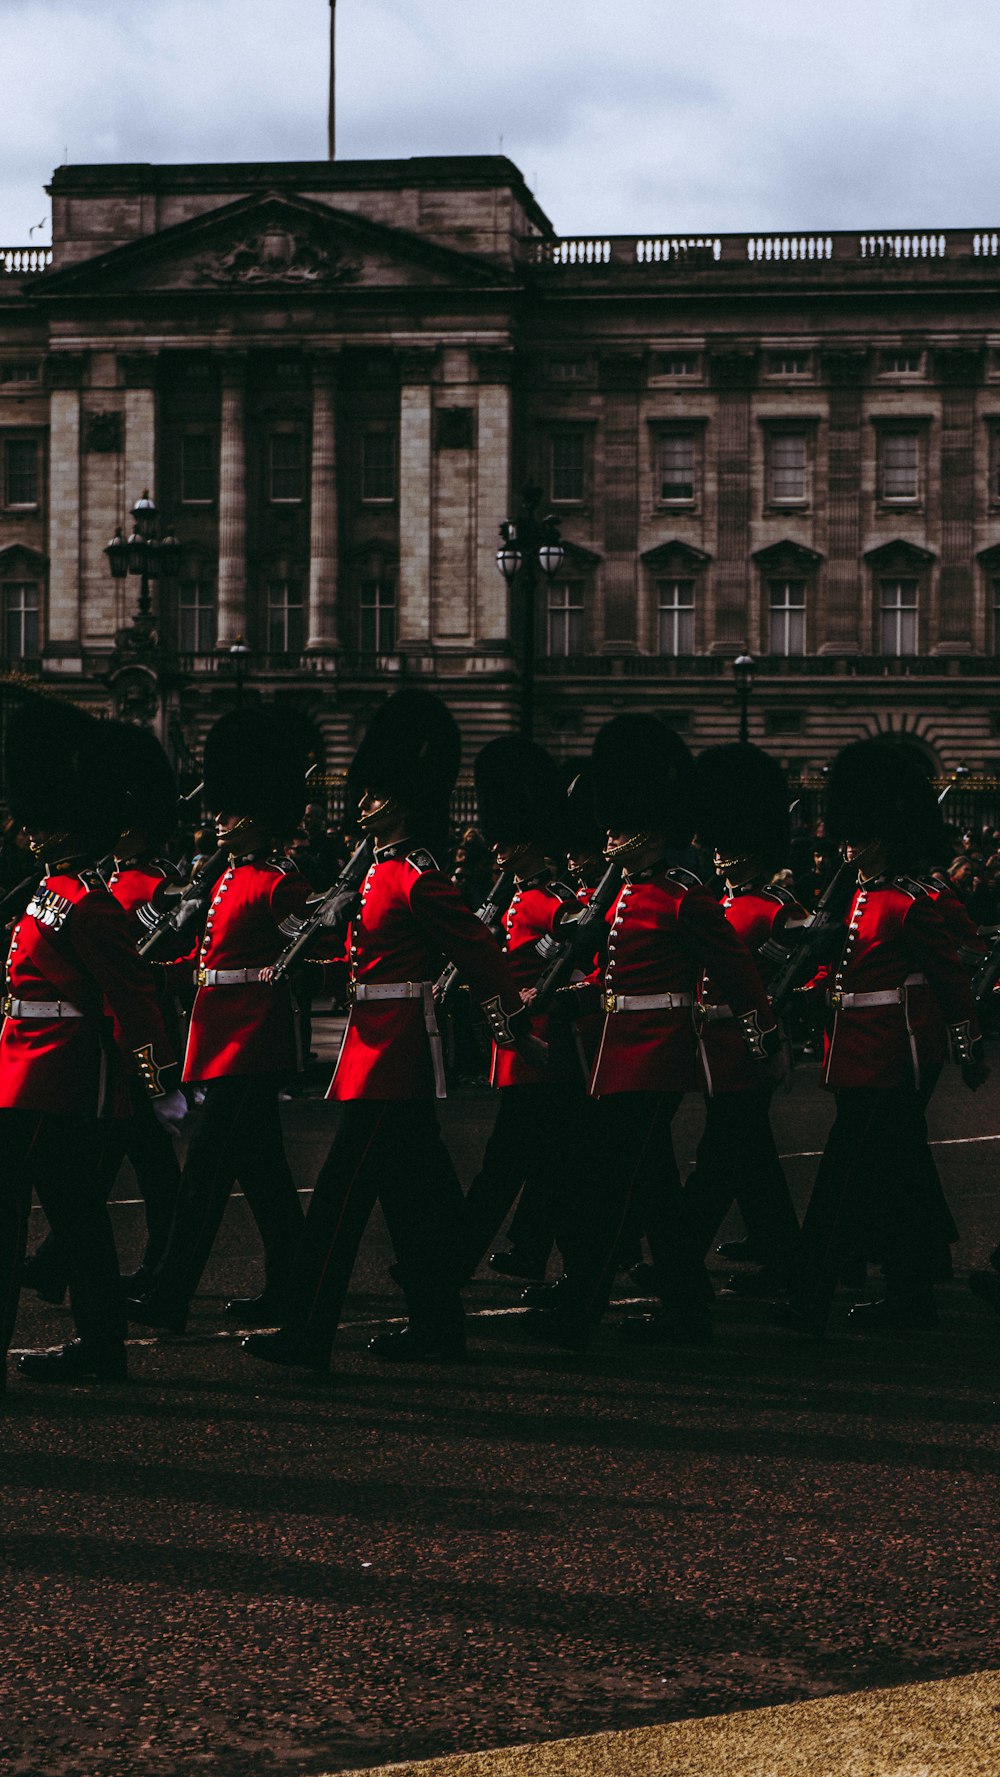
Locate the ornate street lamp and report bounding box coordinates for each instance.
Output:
[496,482,564,739]
[105,490,181,621]
[733,649,755,744]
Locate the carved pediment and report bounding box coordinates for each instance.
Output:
[641,539,711,573]
[34,191,517,299]
[752,539,824,573]
[864,538,935,572]
[976,541,1000,571]
[0,544,48,574]
[561,539,602,569]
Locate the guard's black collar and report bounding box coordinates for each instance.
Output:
[513,867,553,890]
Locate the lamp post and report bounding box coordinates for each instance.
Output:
[229,636,250,708]
[104,490,181,624]
[495,482,565,740]
[733,649,755,745]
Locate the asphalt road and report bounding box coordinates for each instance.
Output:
[1,1028,998,1777]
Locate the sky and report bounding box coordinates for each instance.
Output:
[3,0,1000,245]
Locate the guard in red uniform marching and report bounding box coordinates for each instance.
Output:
[0,698,183,1389]
[685,743,804,1296]
[245,689,539,1373]
[461,735,580,1280]
[127,708,311,1334]
[777,740,987,1337]
[21,719,184,1304]
[528,715,779,1353]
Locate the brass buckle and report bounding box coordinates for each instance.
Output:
[347,979,357,1004]
[196,967,208,987]
[829,989,842,1011]
[1,995,11,1018]
[603,988,617,1014]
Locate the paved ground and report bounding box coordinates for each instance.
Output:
[1,1021,998,1776]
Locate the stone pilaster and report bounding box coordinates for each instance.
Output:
[46,354,85,652]
[709,352,757,649]
[396,349,436,649]
[474,350,514,646]
[936,350,981,650]
[599,354,644,650]
[306,354,339,652]
[216,357,247,649]
[820,351,866,651]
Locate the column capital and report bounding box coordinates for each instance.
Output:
[45,353,86,391]
[120,352,160,390]
[398,346,439,386]
[219,352,249,389]
[308,349,341,385]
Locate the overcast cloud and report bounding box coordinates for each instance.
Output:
[2,0,1000,244]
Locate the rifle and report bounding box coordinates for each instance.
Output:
[433,870,516,1007]
[529,859,624,1014]
[760,857,857,1020]
[267,834,376,985]
[136,844,231,958]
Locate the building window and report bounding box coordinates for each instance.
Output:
[766,352,810,377]
[550,432,585,504]
[655,432,697,504]
[881,351,922,375]
[880,579,919,655]
[654,352,700,377]
[180,433,215,505]
[768,580,807,656]
[359,577,397,654]
[267,579,305,653]
[2,581,39,658]
[547,357,589,382]
[767,431,808,505]
[546,579,584,657]
[177,579,216,653]
[1,363,39,384]
[657,579,695,655]
[360,431,396,502]
[879,429,920,502]
[3,438,39,508]
[268,433,306,504]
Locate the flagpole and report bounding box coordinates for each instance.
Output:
[328,0,337,160]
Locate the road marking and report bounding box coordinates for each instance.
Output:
[780,1132,1000,1160]
[317,1669,1000,1777]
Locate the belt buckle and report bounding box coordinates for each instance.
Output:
[829,989,842,1011]
[196,967,208,987]
[347,979,357,1004]
[603,988,617,1014]
[1,996,11,1018]
[692,1001,707,1036]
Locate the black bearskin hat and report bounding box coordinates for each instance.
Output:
[4,695,130,856]
[474,735,566,851]
[104,721,178,851]
[825,740,937,870]
[347,689,460,849]
[561,758,605,863]
[592,714,695,845]
[203,707,311,836]
[694,743,790,871]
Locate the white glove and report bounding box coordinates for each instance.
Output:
[152,1087,188,1139]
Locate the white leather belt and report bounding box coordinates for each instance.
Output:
[603,990,693,1014]
[829,972,927,1010]
[351,981,433,1002]
[2,996,84,1019]
[195,967,268,986]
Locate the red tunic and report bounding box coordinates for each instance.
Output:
[489,876,575,1089]
[327,844,525,1103]
[590,867,774,1097]
[105,857,178,939]
[0,869,177,1116]
[699,883,803,1095]
[823,876,978,1091]
[169,855,311,1083]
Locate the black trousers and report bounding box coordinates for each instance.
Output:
[153,1074,303,1305]
[0,1109,128,1363]
[463,1081,592,1274]
[562,1091,709,1325]
[685,1087,801,1272]
[284,1098,470,1359]
[797,1085,952,1306]
[26,1078,182,1291]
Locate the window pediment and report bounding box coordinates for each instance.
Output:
[976,542,1000,571]
[864,538,935,572]
[0,544,48,575]
[752,539,823,573]
[641,540,711,573]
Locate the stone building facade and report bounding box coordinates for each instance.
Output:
[2,155,1000,795]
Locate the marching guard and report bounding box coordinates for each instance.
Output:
[0,698,183,1389]
[245,689,540,1373]
[778,740,987,1337]
[127,707,311,1334]
[528,715,780,1353]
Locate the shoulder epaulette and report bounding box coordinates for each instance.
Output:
[665,866,703,891]
[550,879,580,906]
[763,884,797,906]
[894,875,929,900]
[405,847,439,873]
[267,856,301,878]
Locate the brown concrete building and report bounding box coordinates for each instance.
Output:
[2,155,1000,791]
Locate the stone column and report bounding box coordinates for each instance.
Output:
[306,353,339,652]
[396,348,437,650]
[935,348,983,651]
[46,354,85,653]
[820,351,866,652]
[216,356,247,649]
[600,354,645,651]
[475,350,514,646]
[708,351,757,650]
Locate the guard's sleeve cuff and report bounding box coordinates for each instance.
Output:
[948,1019,976,1065]
[133,1043,179,1100]
[737,1009,779,1060]
[481,995,528,1047]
